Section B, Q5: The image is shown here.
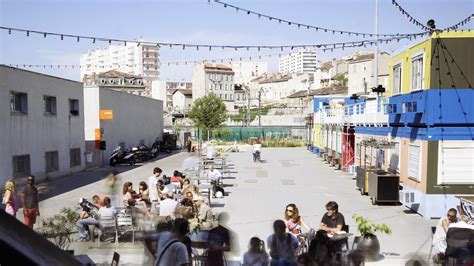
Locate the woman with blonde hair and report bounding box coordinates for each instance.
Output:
[3,180,18,217]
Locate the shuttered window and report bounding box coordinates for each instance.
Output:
[408,143,421,181]
[438,141,474,185]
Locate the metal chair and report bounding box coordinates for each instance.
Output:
[96,215,118,247]
[117,213,135,244]
[342,225,350,250]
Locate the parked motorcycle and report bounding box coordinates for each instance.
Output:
[150,141,159,158]
[109,146,137,166]
[160,141,172,154]
[132,144,153,162]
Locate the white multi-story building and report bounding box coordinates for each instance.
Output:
[152,80,192,112]
[80,43,160,97]
[278,49,318,74]
[0,65,85,184]
[230,61,268,86]
[347,51,390,96]
[192,63,235,111]
[83,70,146,96]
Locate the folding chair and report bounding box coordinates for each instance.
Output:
[96,215,118,247]
[342,225,350,250]
[117,213,135,244]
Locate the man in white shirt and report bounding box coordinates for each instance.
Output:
[148,167,163,202]
[206,165,222,181]
[159,192,178,218]
[145,218,190,266]
[432,208,458,254]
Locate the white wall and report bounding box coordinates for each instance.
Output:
[0,66,85,184]
[172,91,186,111]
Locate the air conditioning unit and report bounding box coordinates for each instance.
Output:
[399,191,417,204]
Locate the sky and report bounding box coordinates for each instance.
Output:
[0,0,472,81]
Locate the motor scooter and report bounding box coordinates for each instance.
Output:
[109,146,137,166]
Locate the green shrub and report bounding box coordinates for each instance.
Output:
[352,214,392,236]
[39,207,80,250]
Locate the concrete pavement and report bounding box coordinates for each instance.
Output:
[27,147,435,265]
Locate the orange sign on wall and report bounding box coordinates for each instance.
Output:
[95,128,102,149]
[99,110,113,120]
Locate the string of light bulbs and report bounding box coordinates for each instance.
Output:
[1,25,423,52]
[4,34,431,70]
[211,0,426,38]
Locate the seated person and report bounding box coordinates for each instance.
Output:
[242,237,269,266]
[267,220,299,265]
[206,165,222,182]
[92,195,104,208]
[190,195,214,231]
[319,201,345,233]
[76,197,99,242]
[182,179,191,192]
[156,180,169,201]
[125,199,147,226]
[176,198,195,219]
[445,215,474,260]
[170,170,184,188]
[98,197,117,219]
[159,192,178,218]
[432,208,458,255]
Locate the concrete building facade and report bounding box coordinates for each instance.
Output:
[83,70,146,96]
[347,52,390,96]
[279,49,318,74]
[230,61,268,86]
[83,86,163,168]
[80,43,160,97]
[172,89,193,113]
[152,80,192,112]
[0,65,85,184]
[192,63,235,111]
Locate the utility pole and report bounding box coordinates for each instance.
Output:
[247,88,251,126]
[258,90,262,127]
[374,0,379,89]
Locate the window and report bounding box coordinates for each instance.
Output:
[10,92,28,113]
[70,148,81,167]
[12,155,30,177]
[69,99,79,116]
[411,55,424,91]
[44,96,57,115]
[45,151,59,173]
[392,64,402,95]
[437,141,474,185]
[224,94,228,100]
[408,142,421,181]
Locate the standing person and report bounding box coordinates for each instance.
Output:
[21,175,40,228]
[252,140,262,163]
[145,218,190,266]
[148,167,163,202]
[319,201,345,233]
[186,137,192,153]
[3,180,18,217]
[106,171,119,206]
[267,220,299,266]
[432,208,458,257]
[242,237,269,266]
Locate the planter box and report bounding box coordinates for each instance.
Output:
[356,167,379,195]
[368,172,400,205]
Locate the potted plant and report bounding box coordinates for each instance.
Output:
[39,207,80,252]
[352,214,392,261]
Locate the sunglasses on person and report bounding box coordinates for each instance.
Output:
[286,209,294,213]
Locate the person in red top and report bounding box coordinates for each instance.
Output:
[92,195,105,207]
[170,170,184,188]
[284,203,310,236]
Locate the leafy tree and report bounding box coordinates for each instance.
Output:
[188,93,227,141]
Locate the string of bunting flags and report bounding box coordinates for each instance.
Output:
[211,0,426,38]
[0,25,427,53]
[443,13,473,31]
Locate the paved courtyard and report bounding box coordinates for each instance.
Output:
[30,147,435,265]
